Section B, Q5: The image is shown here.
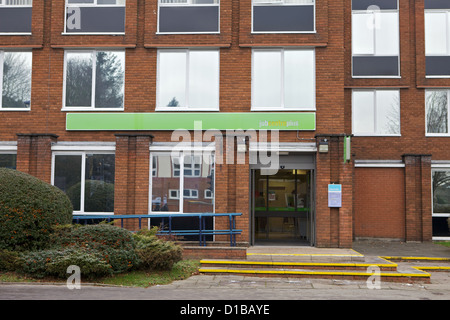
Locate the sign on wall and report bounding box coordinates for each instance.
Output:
[328,184,342,208]
[66,112,316,131]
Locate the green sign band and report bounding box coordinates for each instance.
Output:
[66,112,316,131]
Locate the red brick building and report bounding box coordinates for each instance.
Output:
[0,0,449,249]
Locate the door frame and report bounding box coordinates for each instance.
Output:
[250,154,316,246]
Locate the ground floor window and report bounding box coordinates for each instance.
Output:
[52,152,115,215]
[150,152,214,214]
[432,169,450,238]
[0,153,16,169]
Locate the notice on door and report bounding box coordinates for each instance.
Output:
[328,184,342,208]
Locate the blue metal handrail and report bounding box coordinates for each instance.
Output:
[72,213,242,247]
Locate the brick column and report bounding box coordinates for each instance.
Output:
[403,154,432,242]
[214,132,250,246]
[315,134,353,248]
[16,133,58,184]
[114,133,153,231]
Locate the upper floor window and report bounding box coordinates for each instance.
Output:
[0,0,32,34]
[426,90,450,136]
[63,50,125,110]
[156,49,220,111]
[352,89,401,136]
[351,0,399,77]
[252,0,315,33]
[158,0,220,34]
[425,1,450,77]
[65,0,125,34]
[0,51,32,110]
[252,48,315,111]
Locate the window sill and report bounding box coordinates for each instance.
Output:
[251,31,316,34]
[62,108,124,112]
[352,134,401,137]
[352,76,401,79]
[0,108,30,112]
[0,33,32,36]
[156,32,220,35]
[251,108,316,112]
[426,134,450,137]
[155,108,220,112]
[61,32,125,36]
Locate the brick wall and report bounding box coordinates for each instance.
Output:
[0,0,446,247]
[354,167,406,240]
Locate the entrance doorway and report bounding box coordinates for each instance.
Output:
[251,168,315,246]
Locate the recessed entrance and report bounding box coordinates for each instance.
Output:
[250,153,315,246]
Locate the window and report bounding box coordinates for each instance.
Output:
[0,1,32,34]
[252,0,315,33]
[426,90,450,136]
[0,51,32,110]
[150,152,214,213]
[65,0,125,34]
[252,48,315,110]
[0,0,32,6]
[157,49,219,110]
[352,1,399,77]
[0,153,16,169]
[424,1,450,76]
[63,50,125,110]
[432,169,450,239]
[53,152,115,214]
[352,90,400,136]
[158,0,220,33]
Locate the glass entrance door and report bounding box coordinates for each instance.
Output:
[253,169,313,245]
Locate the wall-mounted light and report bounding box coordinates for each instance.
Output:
[319,139,329,153]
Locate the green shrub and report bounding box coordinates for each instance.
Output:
[19,248,113,279]
[46,250,113,280]
[0,168,73,251]
[51,224,139,273]
[0,249,21,272]
[133,229,183,271]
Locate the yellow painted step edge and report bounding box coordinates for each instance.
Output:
[382,256,450,262]
[200,260,396,268]
[198,268,430,278]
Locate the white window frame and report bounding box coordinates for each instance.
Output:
[352,89,401,137]
[0,0,32,7]
[157,0,220,35]
[251,47,316,111]
[425,89,450,137]
[0,50,32,111]
[64,0,126,35]
[424,9,450,78]
[51,150,116,216]
[431,166,450,240]
[204,189,213,199]
[156,48,220,111]
[351,3,400,78]
[0,144,17,169]
[0,1,32,35]
[149,149,215,215]
[62,49,125,111]
[251,0,316,34]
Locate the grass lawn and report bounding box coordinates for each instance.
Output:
[0,259,201,288]
[436,241,450,248]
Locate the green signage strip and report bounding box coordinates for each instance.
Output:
[66,112,316,131]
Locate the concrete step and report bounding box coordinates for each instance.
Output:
[200,256,398,271]
[198,264,431,283]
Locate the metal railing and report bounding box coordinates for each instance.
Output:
[72,212,242,247]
